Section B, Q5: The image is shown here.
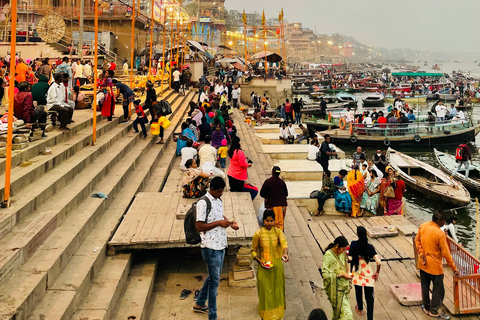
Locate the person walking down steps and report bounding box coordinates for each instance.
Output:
[132,99,148,138]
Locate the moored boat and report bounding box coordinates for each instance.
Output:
[437,93,457,101]
[387,148,470,206]
[362,94,385,108]
[336,92,357,106]
[384,95,428,103]
[434,148,480,192]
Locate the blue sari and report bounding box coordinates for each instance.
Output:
[176,127,197,155]
[333,176,352,213]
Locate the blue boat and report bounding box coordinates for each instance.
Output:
[336,92,357,106]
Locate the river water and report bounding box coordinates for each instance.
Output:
[295,91,480,251]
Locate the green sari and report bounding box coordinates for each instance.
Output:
[322,249,353,320]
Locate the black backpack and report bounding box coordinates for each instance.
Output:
[159,100,172,115]
[184,196,211,245]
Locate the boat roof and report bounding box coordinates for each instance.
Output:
[391,72,444,77]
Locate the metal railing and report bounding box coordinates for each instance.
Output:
[349,118,471,138]
[413,234,480,314]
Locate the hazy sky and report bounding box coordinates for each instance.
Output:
[226,0,480,53]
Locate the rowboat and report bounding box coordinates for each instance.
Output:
[362,94,385,108]
[387,148,470,206]
[336,92,357,106]
[434,148,480,192]
[384,95,427,103]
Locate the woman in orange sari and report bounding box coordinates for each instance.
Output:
[346,165,365,218]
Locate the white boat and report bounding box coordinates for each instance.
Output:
[387,148,470,206]
[434,148,480,192]
[362,94,384,108]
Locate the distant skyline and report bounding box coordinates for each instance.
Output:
[225,0,480,53]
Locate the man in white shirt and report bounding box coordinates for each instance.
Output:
[193,177,238,319]
[307,140,319,161]
[435,101,446,130]
[172,68,181,92]
[74,60,86,86]
[214,83,223,95]
[231,86,239,109]
[46,73,74,131]
[279,123,295,144]
[198,136,225,178]
[199,90,208,104]
[362,113,373,128]
[180,139,197,169]
[345,108,354,123]
[83,61,92,84]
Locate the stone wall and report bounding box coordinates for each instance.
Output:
[239,78,293,108]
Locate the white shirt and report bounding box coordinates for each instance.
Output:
[173,70,181,82]
[362,117,373,125]
[214,84,223,95]
[198,144,217,165]
[441,223,459,243]
[200,92,208,103]
[75,64,84,78]
[83,64,92,77]
[192,109,203,127]
[180,147,197,168]
[123,62,129,71]
[435,104,446,118]
[46,82,68,108]
[307,144,319,160]
[196,192,227,250]
[287,126,296,136]
[456,110,465,120]
[346,111,354,122]
[232,89,239,99]
[279,127,289,138]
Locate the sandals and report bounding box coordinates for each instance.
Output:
[421,305,429,316]
[179,289,192,300]
[192,305,208,314]
[429,313,450,319]
[193,289,200,301]
[355,305,365,315]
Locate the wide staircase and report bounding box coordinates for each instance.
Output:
[0,85,196,320]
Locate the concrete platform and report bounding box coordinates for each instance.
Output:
[256,133,313,144]
[262,144,345,160]
[390,283,422,306]
[285,180,344,214]
[254,124,303,134]
[276,159,349,180]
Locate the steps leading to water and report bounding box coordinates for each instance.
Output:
[0,88,196,320]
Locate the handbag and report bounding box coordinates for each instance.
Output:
[384,185,395,198]
[309,190,320,198]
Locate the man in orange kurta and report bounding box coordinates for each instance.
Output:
[15,58,28,82]
[415,211,459,318]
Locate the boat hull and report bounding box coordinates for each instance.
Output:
[319,126,478,147]
[362,100,385,108]
[402,179,469,206]
[434,149,480,192]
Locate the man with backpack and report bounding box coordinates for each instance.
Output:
[451,140,472,179]
[192,177,239,319]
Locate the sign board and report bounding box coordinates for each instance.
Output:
[199,17,211,23]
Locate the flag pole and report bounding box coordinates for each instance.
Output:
[149,0,154,76]
[3,0,17,208]
[160,4,167,97]
[92,0,98,145]
[130,0,135,89]
[262,10,267,75]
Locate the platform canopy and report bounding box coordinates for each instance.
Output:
[391,72,444,77]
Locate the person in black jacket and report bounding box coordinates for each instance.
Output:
[259,166,288,231]
[318,135,336,171]
[144,81,157,123]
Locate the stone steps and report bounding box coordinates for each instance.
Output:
[0,91,184,290]
[113,255,159,320]
[0,91,195,320]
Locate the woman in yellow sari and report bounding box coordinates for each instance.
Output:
[346,165,365,218]
[251,209,289,320]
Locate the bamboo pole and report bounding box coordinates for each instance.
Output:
[149,0,154,75]
[243,23,247,67]
[3,0,17,207]
[263,26,267,75]
[168,10,174,90]
[92,0,98,146]
[160,5,167,97]
[476,197,479,258]
[175,18,180,70]
[130,0,135,89]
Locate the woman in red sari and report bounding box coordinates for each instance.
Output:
[346,165,365,218]
[100,70,115,121]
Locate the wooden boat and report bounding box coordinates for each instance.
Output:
[437,93,457,101]
[434,148,480,192]
[336,92,357,106]
[384,95,428,103]
[387,148,470,206]
[362,94,385,108]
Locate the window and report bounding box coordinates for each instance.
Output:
[52,0,60,7]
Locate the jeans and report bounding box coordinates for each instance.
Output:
[436,117,445,130]
[318,158,329,172]
[316,192,331,211]
[232,98,238,109]
[197,248,225,320]
[285,112,293,124]
[297,135,309,144]
[228,175,258,200]
[219,158,226,168]
[295,111,301,124]
[355,285,374,320]
[133,117,147,136]
[420,270,445,315]
[453,160,470,178]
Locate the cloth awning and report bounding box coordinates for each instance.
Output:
[250,51,283,63]
[216,57,237,63]
[391,72,444,77]
[187,40,206,53]
[218,45,232,50]
[232,61,245,71]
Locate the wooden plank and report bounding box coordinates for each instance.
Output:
[366,225,399,238]
[369,217,414,259]
[122,193,154,244]
[350,219,396,260]
[110,193,150,244]
[332,219,358,244]
[223,193,238,240]
[238,193,257,239]
[317,221,335,250]
[383,215,418,237]
[323,220,343,239]
[308,222,331,253]
[133,194,164,243]
[157,193,181,242]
